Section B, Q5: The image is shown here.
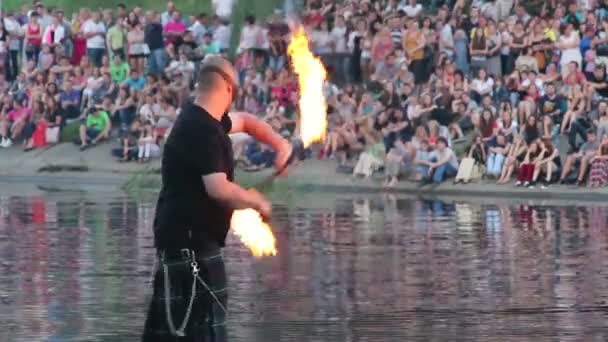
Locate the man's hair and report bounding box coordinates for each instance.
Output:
[117,3,126,9]
[437,137,448,146]
[197,68,227,93]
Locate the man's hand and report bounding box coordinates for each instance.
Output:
[274,139,292,175]
[248,188,272,220]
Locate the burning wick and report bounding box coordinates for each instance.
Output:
[231,209,278,258]
[231,27,328,258]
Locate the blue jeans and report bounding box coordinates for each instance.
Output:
[419,158,458,183]
[486,153,505,176]
[147,48,166,76]
[87,48,105,67]
[268,55,286,73]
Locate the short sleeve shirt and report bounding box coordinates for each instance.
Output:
[154,103,234,249]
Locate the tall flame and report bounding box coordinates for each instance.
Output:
[231,209,277,258]
[287,27,328,148]
[229,28,327,258]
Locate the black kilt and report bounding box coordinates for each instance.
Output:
[142,248,228,342]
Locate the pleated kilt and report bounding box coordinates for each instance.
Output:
[142,248,228,342]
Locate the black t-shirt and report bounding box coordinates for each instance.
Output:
[592,73,608,98]
[154,103,234,250]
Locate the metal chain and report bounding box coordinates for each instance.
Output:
[162,251,199,337]
[195,273,228,315]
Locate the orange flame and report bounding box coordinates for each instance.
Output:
[287,27,328,148]
[231,209,277,257]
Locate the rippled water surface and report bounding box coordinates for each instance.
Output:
[2,192,608,342]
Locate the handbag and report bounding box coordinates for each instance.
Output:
[142,43,151,55]
[45,126,60,144]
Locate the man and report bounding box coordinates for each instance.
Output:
[82,11,107,67]
[110,54,130,83]
[418,137,459,184]
[78,106,111,150]
[189,13,207,45]
[161,1,176,26]
[124,69,146,91]
[570,99,604,151]
[538,83,567,126]
[145,12,166,76]
[4,12,22,81]
[212,0,235,20]
[163,11,187,47]
[142,56,291,341]
[59,80,81,120]
[373,52,400,82]
[106,19,126,59]
[213,18,231,53]
[116,3,128,21]
[560,130,599,186]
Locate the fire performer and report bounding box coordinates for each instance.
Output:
[142,56,292,341]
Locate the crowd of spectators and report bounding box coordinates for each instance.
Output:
[0,0,231,163]
[260,0,608,190]
[5,0,608,189]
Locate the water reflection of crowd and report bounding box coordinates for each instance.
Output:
[1,195,608,339]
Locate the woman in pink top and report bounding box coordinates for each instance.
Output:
[163,11,186,46]
[0,98,31,147]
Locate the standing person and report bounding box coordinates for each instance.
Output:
[403,18,427,87]
[145,12,165,76]
[25,12,43,63]
[82,11,107,67]
[142,56,292,342]
[556,23,582,79]
[106,19,126,60]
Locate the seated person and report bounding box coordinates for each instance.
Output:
[0,98,31,148]
[124,69,147,91]
[418,137,459,184]
[110,54,130,84]
[455,135,486,184]
[486,133,511,178]
[78,106,111,150]
[59,80,82,120]
[559,130,599,186]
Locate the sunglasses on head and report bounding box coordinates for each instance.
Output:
[199,65,239,101]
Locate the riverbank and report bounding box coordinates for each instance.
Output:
[1,142,608,201]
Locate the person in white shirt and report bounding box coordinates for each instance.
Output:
[238,15,261,53]
[212,0,235,20]
[188,13,207,45]
[165,52,195,84]
[331,15,348,82]
[400,0,423,17]
[161,2,176,26]
[43,16,66,50]
[213,19,231,52]
[82,11,107,67]
[439,18,455,58]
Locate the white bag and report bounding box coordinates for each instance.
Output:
[46,126,60,144]
[142,44,151,55]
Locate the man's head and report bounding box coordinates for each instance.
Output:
[114,53,123,65]
[437,137,448,151]
[64,80,72,91]
[92,11,101,22]
[117,3,127,18]
[385,52,396,66]
[588,130,597,142]
[546,83,555,96]
[167,1,176,13]
[197,56,238,113]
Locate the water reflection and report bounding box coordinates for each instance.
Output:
[1,193,608,341]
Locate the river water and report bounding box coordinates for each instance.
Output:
[1,192,608,341]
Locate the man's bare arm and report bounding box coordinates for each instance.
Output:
[203,172,271,217]
[229,111,292,169]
